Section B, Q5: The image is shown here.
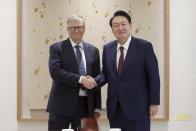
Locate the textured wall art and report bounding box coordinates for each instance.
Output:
[18,0,169,120]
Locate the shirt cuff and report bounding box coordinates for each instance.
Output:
[79,76,83,84]
[94,108,101,113]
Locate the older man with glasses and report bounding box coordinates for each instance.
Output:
[46,14,101,131]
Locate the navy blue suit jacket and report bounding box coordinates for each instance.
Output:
[95,36,160,120]
[47,39,101,117]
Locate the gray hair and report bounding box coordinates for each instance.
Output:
[67,14,85,26]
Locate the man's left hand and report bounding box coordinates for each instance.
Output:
[149,105,158,117]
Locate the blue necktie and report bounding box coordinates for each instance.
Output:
[75,45,86,91]
[75,45,86,75]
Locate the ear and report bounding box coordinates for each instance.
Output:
[111,27,115,33]
[83,26,86,32]
[130,22,132,28]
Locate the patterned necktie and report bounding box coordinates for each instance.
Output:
[75,45,86,91]
[118,46,124,77]
[75,45,86,76]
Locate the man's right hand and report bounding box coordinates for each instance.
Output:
[81,76,97,89]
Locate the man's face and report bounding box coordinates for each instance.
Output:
[111,16,131,41]
[67,20,85,44]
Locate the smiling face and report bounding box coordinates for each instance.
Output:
[67,19,85,44]
[111,16,131,45]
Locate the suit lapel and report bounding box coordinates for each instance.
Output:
[83,42,91,75]
[110,41,118,77]
[62,39,78,73]
[119,37,138,78]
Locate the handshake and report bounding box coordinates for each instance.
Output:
[81,76,97,89]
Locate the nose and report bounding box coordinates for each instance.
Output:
[118,24,123,30]
[75,28,79,32]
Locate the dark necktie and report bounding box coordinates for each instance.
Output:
[75,45,86,91]
[75,45,86,76]
[118,46,124,77]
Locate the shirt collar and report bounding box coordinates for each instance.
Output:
[117,35,132,50]
[69,38,84,49]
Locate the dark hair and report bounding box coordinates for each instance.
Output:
[109,10,131,27]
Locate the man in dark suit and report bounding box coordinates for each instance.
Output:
[46,14,101,131]
[87,10,160,131]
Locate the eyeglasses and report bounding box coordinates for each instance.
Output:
[67,26,84,31]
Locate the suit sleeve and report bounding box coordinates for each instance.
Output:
[94,47,108,88]
[49,44,80,87]
[93,49,102,109]
[145,43,160,105]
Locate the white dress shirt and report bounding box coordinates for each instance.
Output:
[70,38,101,113]
[70,38,87,96]
[116,35,132,68]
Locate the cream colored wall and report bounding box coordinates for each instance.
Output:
[1,0,196,131]
[20,0,166,119]
[168,0,196,130]
[0,0,18,130]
